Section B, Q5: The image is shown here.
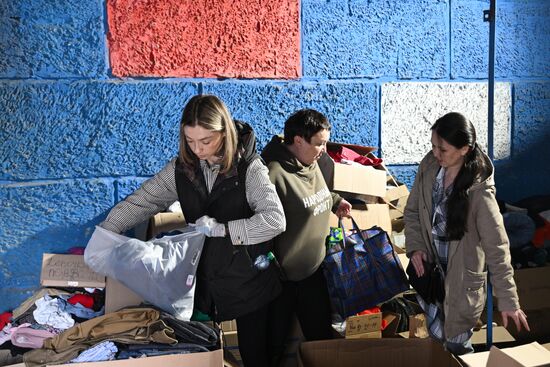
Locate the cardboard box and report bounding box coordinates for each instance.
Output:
[512,266,550,312]
[220,319,237,332]
[298,338,462,367]
[459,341,550,367]
[493,265,550,342]
[105,277,145,313]
[470,326,515,345]
[147,212,186,239]
[40,254,105,288]
[345,312,381,338]
[343,312,400,340]
[4,343,223,367]
[329,205,392,235]
[408,314,429,338]
[384,177,410,220]
[318,143,387,198]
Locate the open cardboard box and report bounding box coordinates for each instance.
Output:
[298,338,463,367]
[37,255,223,367]
[318,142,387,198]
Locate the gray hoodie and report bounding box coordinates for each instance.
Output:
[262,135,341,281]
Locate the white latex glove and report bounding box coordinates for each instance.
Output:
[190,215,226,237]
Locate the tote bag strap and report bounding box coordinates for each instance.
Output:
[339,217,385,266]
[337,216,362,249]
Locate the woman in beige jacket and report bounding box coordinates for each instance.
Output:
[404,112,529,354]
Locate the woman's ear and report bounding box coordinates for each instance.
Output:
[460,145,470,157]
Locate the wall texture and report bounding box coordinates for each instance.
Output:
[0,0,549,312]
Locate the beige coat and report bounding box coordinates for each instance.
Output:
[404,151,520,339]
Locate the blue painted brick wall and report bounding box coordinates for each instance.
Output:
[0,0,549,312]
[0,0,107,78]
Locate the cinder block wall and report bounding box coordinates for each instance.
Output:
[1,0,548,311]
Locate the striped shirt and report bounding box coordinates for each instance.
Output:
[418,167,472,345]
[100,157,286,246]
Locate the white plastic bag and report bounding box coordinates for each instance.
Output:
[84,226,205,320]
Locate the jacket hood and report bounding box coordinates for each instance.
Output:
[235,120,257,162]
[261,135,318,177]
[422,149,495,192]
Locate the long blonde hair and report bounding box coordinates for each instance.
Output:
[179,95,238,173]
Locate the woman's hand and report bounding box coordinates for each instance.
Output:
[411,250,427,277]
[335,199,352,218]
[501,309,530,332]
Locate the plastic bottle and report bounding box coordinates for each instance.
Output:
[253,251,275,270]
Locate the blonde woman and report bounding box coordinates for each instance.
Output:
[100,94,285,366]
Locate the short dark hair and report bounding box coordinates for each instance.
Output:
[283,109,331,145]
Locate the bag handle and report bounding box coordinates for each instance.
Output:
[337,216,363,248]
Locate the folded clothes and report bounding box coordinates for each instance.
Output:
[160,312,218,348]
[116,342,209,359]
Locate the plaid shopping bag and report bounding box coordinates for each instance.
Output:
[322,218,410,318]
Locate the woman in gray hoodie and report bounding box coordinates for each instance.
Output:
[261,109,351,366]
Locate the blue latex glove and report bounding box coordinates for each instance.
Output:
[190,215,226,237]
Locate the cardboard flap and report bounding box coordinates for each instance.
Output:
[327,142,378,156]
[471,326,515,345]
[487,346,528,367]
[41,253,105,288]
[148,212,186,239]
[488,342,550,367]
[409,314,429,338]
[384,183,410,203]
[381,311,401,337]
[460,342,550,367]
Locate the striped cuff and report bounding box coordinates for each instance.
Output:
[227,220,249,245]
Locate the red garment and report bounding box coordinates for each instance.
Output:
[532,220,550,248]
[67,294,94,309]
[67,247,85,255]
[356,307,388,330]
[0,312,12,329]
[327,145,382,166]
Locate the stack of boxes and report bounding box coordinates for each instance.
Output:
[318,141,410,237]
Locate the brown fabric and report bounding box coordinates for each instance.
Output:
[404,152,520,339]
[23,307,177,367]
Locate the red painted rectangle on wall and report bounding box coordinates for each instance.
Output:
[107,0,300,79]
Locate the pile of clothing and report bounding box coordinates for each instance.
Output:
[499,194,550,269]
[0,289,219,367]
